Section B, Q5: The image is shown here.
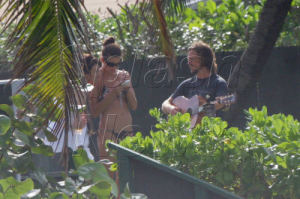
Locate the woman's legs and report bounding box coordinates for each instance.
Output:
[97,130,115,159]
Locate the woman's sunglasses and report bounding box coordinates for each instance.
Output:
[105,60,121,67]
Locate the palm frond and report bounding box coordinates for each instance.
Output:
[0,0,91,170]
[139,0,187,80]
[152,0,176,80]
[141,0,188,19]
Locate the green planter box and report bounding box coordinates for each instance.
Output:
[108,143,242,199]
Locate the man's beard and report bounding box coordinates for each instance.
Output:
[190,65,200,75]
[191,69,198,76]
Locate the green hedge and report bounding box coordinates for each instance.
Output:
[120,107,300,199]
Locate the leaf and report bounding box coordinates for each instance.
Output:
[43,129,57,142]
[89,182,111,198]
[31,145,54,156]
[22,189,41,198]
[10,151,32,172]
[63,177,77,195]
[110,163,118,172]
[72,148,91,169]
[11,94,27,110]
[31,171,48,186]
[276,156,287,169]
[149,108,161,121]
[206,0,217,14]
[0,177,34,198]
[0,115,11,135]
[13,120,34,136]
[78,163,118,196]
[22,84,35,95]
[213,125,221,136]
[77,184,95,194]
[14,131,31,146]
[0,104,14,118]
[273,120,283,134]
[49,192,69,199]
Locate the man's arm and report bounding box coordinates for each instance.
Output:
[162,97,181,115]
[214,77,229,111]
[162,79,188,115]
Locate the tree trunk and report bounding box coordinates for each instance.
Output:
[225,0,293,125]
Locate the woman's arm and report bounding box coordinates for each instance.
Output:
[125,86,137,110]
[89,70,120,117]
[122,72,137,110]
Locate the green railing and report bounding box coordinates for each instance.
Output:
[108,142,242,199]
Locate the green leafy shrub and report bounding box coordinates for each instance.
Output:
[119,107,300,199]
[87,0,299,59]
[0,92,118,198]
[0,24,14,72]
[183,0,261,51]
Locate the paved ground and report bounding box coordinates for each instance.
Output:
[84,0,136,18]
[0,1,136,19]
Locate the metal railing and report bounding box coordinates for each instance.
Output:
[108,142,242,199]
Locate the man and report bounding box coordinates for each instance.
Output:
[162,41,228,126]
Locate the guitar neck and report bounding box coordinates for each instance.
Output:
[200,94,235,108]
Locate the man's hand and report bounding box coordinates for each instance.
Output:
[198,95,207,105]
[170,105,182,115]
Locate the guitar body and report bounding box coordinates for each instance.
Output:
[173,95,204,128]
[173,94,235,128]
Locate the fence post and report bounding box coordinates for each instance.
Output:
[117,150,133,193]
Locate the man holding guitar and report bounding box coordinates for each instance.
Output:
[162,41,229,127]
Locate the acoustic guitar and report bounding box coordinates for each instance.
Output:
[173,94,235,128]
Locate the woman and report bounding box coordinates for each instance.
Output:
[80,53,101,160]
[90,37,137,159]
[82,53,98,85]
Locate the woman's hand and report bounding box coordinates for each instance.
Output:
[119,70,131,90]
[121,79,131,90]
[111,85,124,97]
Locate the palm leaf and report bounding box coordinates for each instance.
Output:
[152,0,176,80]
[141,0,188,19]
[0,0,91,170]
[139,0,189,81]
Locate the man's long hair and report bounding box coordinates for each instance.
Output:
[188,41,217,74]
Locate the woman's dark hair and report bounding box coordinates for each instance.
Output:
[82,54,98,75]
[102,37,121,60]
[188,41,217,74]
